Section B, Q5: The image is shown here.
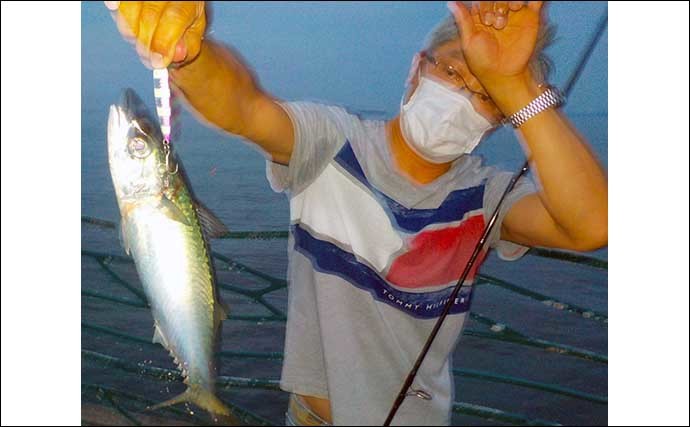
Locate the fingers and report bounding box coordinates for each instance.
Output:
[493,2,509,29]
[469,1,537,30]
[172,40,188,63]
[151,2,204,67]
[105,1,206,69]
[136,2,167,68]
[447,1,475,44]
[476,1,495,26]
[179,2,206,64]
[528,1,544,13]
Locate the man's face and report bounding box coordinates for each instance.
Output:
[404,40,504,126]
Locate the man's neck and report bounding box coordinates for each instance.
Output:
[386,116,452,185]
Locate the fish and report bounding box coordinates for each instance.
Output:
[107,88,233,419]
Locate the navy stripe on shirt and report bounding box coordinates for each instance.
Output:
[292,224,473,319]
[333,142,485,233]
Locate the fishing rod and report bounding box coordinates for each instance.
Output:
[383,9,608,426]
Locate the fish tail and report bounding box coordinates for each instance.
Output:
[148,385,239,423]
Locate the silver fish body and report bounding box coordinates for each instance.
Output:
[107,89,231,417]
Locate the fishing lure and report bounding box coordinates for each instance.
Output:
[153,68,178,185]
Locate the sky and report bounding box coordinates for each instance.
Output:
[82,1,608,117]
[81,1,609,177]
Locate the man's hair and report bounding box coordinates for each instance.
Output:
[422,8,556,83]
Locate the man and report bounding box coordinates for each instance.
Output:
[106,1,608,425]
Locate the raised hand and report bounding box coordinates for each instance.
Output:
[447,1,543,90]
[105,1,206,69]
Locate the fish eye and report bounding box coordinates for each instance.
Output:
[127,137,151,158]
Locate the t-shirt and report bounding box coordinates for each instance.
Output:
[266,101,535,426]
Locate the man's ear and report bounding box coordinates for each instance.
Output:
[405,52,422,87]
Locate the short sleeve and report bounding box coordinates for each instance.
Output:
[266,101,352,195]
[482,169,536,261]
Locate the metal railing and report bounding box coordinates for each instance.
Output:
[81,216,607,426]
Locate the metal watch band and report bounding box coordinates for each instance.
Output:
[506,86,565,128]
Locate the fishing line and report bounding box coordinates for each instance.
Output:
[383,8,608,426]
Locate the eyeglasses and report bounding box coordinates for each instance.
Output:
[419,51,490,102]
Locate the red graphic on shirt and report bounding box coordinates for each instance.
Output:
[385,214,489,288]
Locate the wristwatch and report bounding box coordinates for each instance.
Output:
[504,85,565,128]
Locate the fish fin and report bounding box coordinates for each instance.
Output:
[158,195,191,226]
[152,323,169,347]
[214,299,230,330]
[119,220,131,256]
[195,201,229,239]
[147,385,238,422]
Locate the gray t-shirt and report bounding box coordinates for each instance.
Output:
[266,101,534,426]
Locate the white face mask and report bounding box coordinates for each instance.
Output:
[400,76,492,164]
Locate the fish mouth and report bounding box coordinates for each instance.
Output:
[108,89,152,138]
[113,88,164,145]
[120,88,157,126]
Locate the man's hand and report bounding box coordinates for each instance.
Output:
[447,1,543,92]
[105,1,293,165]
[445,2,608,252]
[105,1,206,69]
